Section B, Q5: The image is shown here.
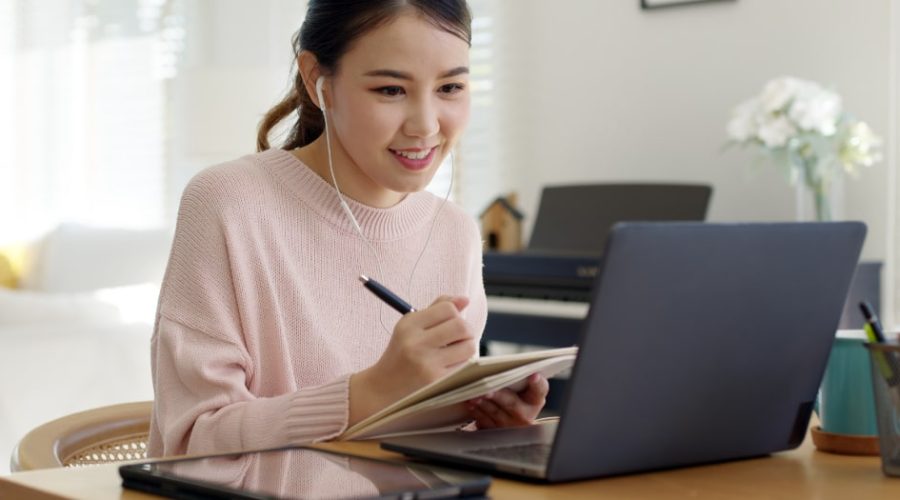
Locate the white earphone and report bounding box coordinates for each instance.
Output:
[316,76,364,236]
[315,75,326,110]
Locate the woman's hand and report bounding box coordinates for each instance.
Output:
[465,373,549,429]
[350,295,477,425]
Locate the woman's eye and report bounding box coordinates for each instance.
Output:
[439,83,465,94]
[375,86,405,97]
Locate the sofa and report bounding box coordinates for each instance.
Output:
[0,224,171,474]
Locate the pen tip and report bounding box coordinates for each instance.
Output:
[859,301,874,319]
[359,275,369,283]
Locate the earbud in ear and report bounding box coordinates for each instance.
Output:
[315,76,326,110]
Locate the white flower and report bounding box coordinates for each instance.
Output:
[727,76,880,181]
[840,121,883,172]
[757,115,796,148]
[788,86,842,136]
[727,76,881,221]
[760,76,804,113]
[726,97,760,142]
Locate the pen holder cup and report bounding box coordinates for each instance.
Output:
[865,342,900,477]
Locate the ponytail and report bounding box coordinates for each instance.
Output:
[256,49,325,151]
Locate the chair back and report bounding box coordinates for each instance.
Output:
[11,401,152,471]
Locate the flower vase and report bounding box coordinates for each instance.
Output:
[795,167,843,222]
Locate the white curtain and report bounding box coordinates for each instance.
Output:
[0,0,186,244]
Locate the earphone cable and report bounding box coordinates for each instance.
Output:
[405,150,454,301]
[318,78,454,336]
[321,97,393,334]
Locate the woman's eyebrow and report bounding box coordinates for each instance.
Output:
[363,66,469,80]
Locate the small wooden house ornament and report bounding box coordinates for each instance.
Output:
[479,193,524,252]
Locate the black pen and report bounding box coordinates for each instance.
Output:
[860,301,887,342]
[860,301,900,386]
[359,275,416,314]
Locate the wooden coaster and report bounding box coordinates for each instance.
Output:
[810,426,880,456]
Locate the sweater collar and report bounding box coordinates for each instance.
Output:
[257,148,438,241]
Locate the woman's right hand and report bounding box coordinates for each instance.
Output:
[349,295,477,425]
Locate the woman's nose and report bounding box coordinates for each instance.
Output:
[403,98,440,138]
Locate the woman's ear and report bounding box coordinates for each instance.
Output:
[298,50,324,109]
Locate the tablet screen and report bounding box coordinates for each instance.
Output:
[120,446,490,499]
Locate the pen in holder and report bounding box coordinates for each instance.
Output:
[864,342,900,477]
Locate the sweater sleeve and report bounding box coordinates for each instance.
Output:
[149,316,350,457]
[147,167,349,457]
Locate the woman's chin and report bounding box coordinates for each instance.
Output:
[384,169,440,194]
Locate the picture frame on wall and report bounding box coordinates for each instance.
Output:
[641,0,734,9]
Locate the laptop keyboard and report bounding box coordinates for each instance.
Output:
[464,443,552,465]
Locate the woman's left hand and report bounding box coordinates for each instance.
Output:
[465,373,549,429]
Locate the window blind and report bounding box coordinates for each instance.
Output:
[427,0,499,218]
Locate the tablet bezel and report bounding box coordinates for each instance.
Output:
[118,445,492,499]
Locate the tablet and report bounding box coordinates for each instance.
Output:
[119,446,491,499]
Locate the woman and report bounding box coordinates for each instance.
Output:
[149,0,548,457]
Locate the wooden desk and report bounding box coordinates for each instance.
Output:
[2,436,899,499]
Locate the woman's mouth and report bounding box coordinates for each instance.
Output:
[389,146,437,171]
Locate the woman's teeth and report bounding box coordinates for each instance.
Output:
[393,148,431,160]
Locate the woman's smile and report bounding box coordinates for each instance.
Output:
[389,146,438,172]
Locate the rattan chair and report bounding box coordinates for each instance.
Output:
[10,401,152,472]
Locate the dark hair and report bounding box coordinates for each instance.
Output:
[257,0,472,152]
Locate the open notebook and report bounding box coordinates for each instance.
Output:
[340,346,578,440]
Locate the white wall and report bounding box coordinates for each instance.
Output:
[495,0,892,268]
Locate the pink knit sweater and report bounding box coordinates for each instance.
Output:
[148,149,487,457]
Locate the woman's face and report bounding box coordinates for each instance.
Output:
[323,12,470,207]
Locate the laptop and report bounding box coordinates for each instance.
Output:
[382,222,866,482]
